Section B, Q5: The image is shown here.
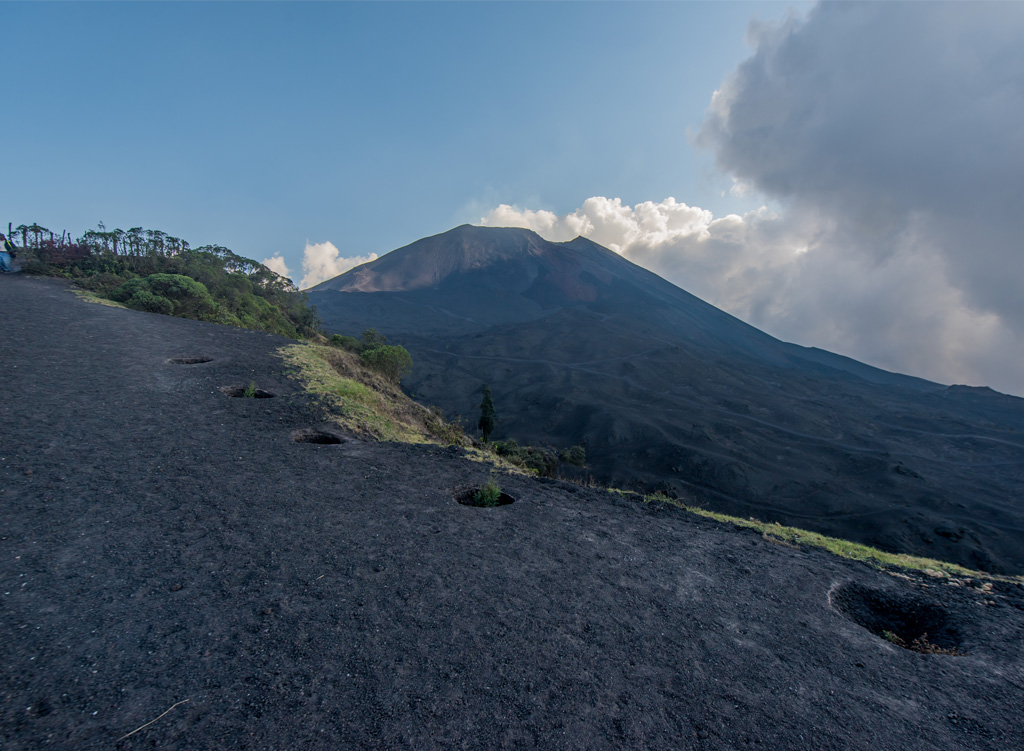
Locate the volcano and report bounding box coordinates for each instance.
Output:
[309,225,1024,574]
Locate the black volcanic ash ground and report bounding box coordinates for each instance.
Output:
[2,274,1024,750]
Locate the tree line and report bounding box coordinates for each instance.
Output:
[8,220,319,339]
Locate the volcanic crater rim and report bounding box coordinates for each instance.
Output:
[221,385,275,398]
[291,429,344,445]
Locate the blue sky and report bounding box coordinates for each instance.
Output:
[4,1,1024,395]
[2,1,796,264]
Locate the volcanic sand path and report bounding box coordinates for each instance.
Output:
[2,275,1023,750]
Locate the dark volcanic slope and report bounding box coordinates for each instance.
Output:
[309,225,1024,575]
[4,274,1024,750]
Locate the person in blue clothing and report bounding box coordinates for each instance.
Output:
[0,232,15,273]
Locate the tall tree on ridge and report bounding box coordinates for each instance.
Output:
[478,384,496,443]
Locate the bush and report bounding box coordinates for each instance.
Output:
[424,409,467,446]
[492,439,520,457]
[490,439,558,477]
[474,478,503,507]
[559,445,586,467]
[111,273,219,320]
[329,334,362,352]
[76,271,129,296]
[360,344,413,383]
[360,328,388,349]
[521,446,558,477]
[122,288,173,315]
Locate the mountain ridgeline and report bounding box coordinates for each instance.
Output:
[309,225,1024,574]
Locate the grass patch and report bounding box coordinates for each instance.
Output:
[278,342,469,445]
[72,289,130,309]
[460,446,534,475]
[631,490,1024,584]
[334,378,372,400]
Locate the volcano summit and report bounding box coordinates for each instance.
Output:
[309,225,1024,574]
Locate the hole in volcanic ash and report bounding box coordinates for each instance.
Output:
[220,385,275,398]
[830,581,966,655]
[168,356,213,365]
[453,486,516,508]
[291,429,344,445]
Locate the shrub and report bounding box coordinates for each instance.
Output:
[424,410,467,446]
[360,344,413,383]
[76,271,129,296]
[112,273,219,320]
[120,288,173,315]
[559,445,586,467]
[490,439,558,477]
[522,446,558,477]
[329,334,362,352]
[360,328,388,349]
[478,384,496,442]
[474,477,503,507]
[492,439,520,458]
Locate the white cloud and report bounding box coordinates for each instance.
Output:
[687,0,1024,394]
[299,241,378,290]
[481,203,588,243]
[260,254,291,279]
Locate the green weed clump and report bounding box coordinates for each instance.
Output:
[474,477,503,507]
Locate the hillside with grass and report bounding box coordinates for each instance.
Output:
[285,325,1022,585]
[310,224,1024,576]
[281,337,467,446]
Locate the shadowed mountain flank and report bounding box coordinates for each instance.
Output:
[310,225,1024,574]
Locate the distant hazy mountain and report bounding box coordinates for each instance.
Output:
[309,225,1024,574]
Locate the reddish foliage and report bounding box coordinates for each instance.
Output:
[34,241,92,267]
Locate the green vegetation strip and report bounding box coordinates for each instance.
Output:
[72,289,130,309]
[638,491,1024,585]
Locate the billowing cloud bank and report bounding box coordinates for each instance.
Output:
[263,244,378,290]
[261,254,291,279]
[299,242,378,290]
[486,3,1024,395]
